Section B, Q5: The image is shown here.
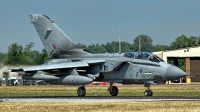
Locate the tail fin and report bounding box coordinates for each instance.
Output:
[29,14,85,57]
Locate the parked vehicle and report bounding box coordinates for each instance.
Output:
[7,77,19,86]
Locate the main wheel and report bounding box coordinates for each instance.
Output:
[144,90,153,96]
[77,86,86,97]
[109,86,118,96]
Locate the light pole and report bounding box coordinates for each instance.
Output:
[139,37,141,52]
[119,35,121,54]
[118,29,121,54]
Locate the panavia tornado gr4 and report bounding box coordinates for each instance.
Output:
[10,14,187,97]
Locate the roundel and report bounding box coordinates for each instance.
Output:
[139,69,143,73]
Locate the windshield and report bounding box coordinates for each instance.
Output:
[154,55,164,62]
[148,55,160,62]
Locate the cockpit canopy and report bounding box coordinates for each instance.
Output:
[124,52,164,62]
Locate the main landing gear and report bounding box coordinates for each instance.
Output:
[77,86,86,97]
[144,83,153,96]
[107,82,118,96]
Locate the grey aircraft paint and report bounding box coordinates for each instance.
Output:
[10,14,187,97]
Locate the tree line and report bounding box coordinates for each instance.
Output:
[0,34,200,66]
[0,42,49,65]
[85,34,200,53]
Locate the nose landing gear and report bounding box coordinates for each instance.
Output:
[144,83,153,96]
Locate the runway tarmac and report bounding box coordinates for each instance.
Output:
[1,96,200,102]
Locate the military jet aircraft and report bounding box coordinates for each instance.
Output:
[10,14,187,97]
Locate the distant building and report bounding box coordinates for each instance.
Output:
[153,46,200,83]
[0,66,22,85]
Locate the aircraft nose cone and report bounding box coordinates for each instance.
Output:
[166,65,187,80]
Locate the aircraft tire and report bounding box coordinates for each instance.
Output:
[77,86,86,97]
[149,90,153,96]
[109,86,118,96]
[144,90,153,96]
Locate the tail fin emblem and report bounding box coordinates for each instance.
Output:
[30,15,38,23]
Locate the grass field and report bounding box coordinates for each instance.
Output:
[0,101,200,112]
[0,84,200,96]
[0,85,200,112]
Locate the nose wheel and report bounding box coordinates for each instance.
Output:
[144,83,153,96]
[77,86,86,97]
[144,90,153,96]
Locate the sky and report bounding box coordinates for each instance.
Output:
[1,0,200,53]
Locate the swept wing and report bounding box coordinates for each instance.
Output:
[10,59,105,72]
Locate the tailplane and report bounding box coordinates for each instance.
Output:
[29,14,85,57]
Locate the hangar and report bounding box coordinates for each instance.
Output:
[154,46,200,83]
